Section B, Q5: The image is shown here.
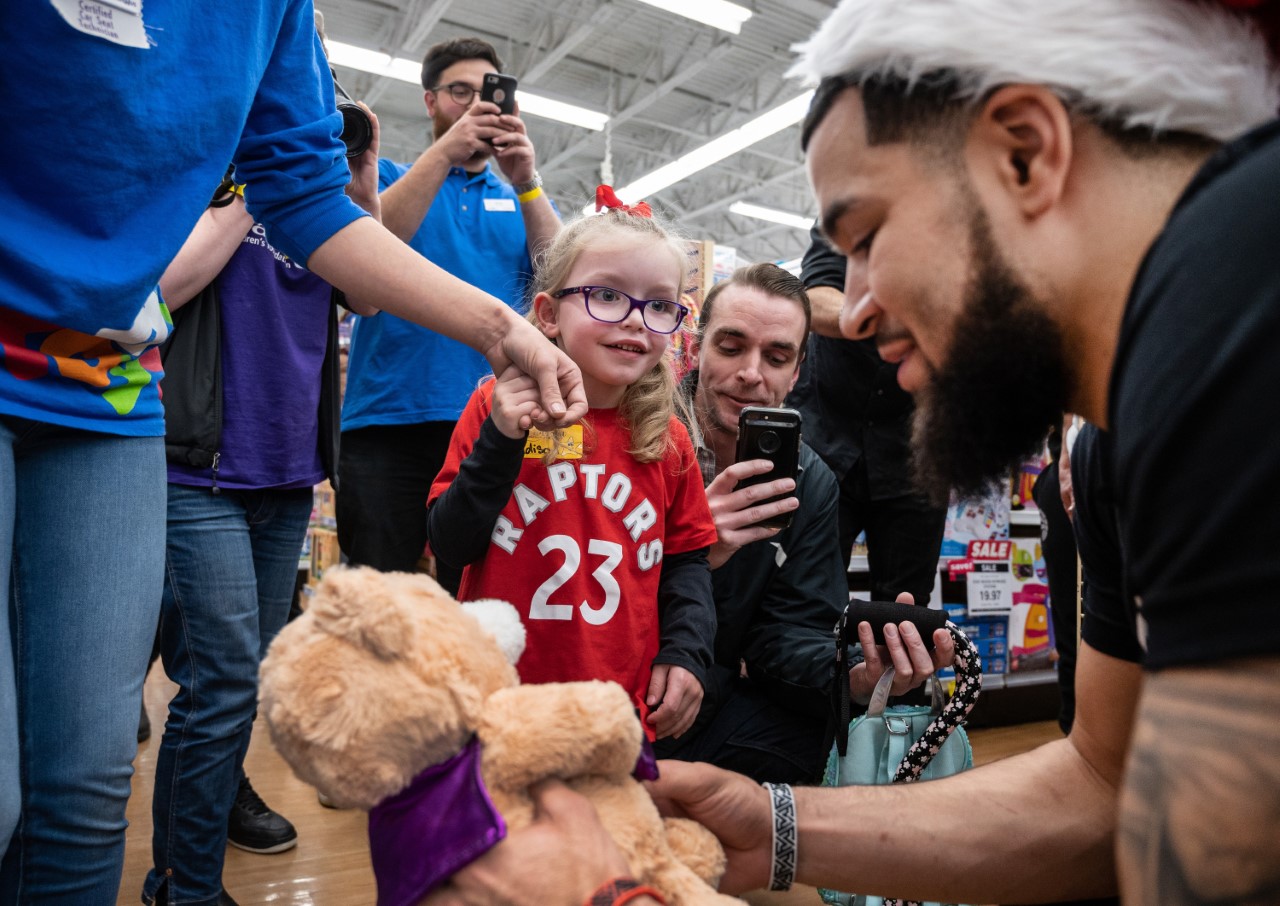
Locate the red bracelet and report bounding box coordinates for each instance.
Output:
[585,877,666,906]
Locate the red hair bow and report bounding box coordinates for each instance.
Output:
[595,184,652,218]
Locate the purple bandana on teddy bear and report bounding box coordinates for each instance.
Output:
[367,736,505,906]
[367,733,661,904]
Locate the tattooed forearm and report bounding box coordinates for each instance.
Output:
[1119,657,1280,905]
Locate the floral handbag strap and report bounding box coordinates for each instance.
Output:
[888,622,982,784]
[883,623,982,906]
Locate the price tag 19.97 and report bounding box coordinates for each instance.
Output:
[967,560,1012,615]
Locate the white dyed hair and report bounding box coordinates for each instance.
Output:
[791,0,1279,143]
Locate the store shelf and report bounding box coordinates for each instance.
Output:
[848,555,959,573]
[986,668,1057,689]
[1009,509,1041,526]
[933,668,1057,697]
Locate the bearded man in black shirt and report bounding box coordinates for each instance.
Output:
[648,1,1280,904]
[412,2,1280,903]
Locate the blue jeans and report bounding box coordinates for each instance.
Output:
[0,416,166,904]
[143,484,312,906]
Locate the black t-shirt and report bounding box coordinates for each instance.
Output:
[789,226,918,498]
[1073,424,1143,664]
[1101,118,1280,669]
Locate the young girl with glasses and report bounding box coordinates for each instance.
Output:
[427,202,717,741]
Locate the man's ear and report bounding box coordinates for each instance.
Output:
[532,292,559,338]
[967,85,1073,219]
[424,89,437,118]
[686,334,702,371]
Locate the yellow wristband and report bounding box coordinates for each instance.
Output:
[517,185,543,204]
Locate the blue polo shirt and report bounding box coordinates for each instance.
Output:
[341,161,534,429]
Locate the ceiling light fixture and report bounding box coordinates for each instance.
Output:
[631,0,753,34]
[325,40,609,131]
[729,201,814,231]
[585,91,814,213]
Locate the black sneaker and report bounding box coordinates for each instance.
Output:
[152,884,239,905]
[227,776,297,854]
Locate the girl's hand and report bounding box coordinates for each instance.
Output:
[491,364,542,439]
[645,664,704,739]
[488,318,588,428]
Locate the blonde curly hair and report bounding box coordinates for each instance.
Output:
[528,209,690,463]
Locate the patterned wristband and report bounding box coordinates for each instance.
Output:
[763,782,796,891]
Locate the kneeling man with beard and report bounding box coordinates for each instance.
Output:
[418,2,1280,902]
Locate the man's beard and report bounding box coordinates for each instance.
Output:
[909,210,1070,506]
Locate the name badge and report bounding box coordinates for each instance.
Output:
[484,198,517,213]
[524,425,584,460]
[51,0,149,48]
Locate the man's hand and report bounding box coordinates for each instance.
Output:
[345,101,382,221]
[647,760,773,894]
[341,102,384,317]
[423,780,631,906]
[486,316,587,427]
[645,664,704,739]
[430,100,508,168]
[491,105,537,186]
[705,459,800,569]
[849,592,955,704]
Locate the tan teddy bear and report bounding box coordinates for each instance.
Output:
[259,566,740,905]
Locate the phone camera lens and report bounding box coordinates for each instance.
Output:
[757,430,781,455]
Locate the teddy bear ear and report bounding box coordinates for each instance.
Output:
[307,566,418,660]
[459,599,526,665]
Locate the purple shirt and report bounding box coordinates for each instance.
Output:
[167,226,329,490]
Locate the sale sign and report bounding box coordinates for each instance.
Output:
[965,539,1014,615]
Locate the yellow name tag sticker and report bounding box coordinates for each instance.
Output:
[523,425,584,460]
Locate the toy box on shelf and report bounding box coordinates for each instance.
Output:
[1009,443,1051,514]
[936,472,1056,690]
[299,479,341,605]
[672,240,714,379]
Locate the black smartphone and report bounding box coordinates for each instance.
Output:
[734,406,802,530]
[480,72,518,116]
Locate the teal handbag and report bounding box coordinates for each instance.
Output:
[819,604,983,906]
[822,674,973,788]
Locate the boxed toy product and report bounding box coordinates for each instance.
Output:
[940,491,1010,558]
[1009,585,1054,672]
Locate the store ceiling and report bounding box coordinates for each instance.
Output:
[317,0,838,265]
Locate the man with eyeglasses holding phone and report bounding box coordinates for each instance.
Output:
[338,37,560,593]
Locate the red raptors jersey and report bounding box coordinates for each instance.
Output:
[429,382,717,724]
